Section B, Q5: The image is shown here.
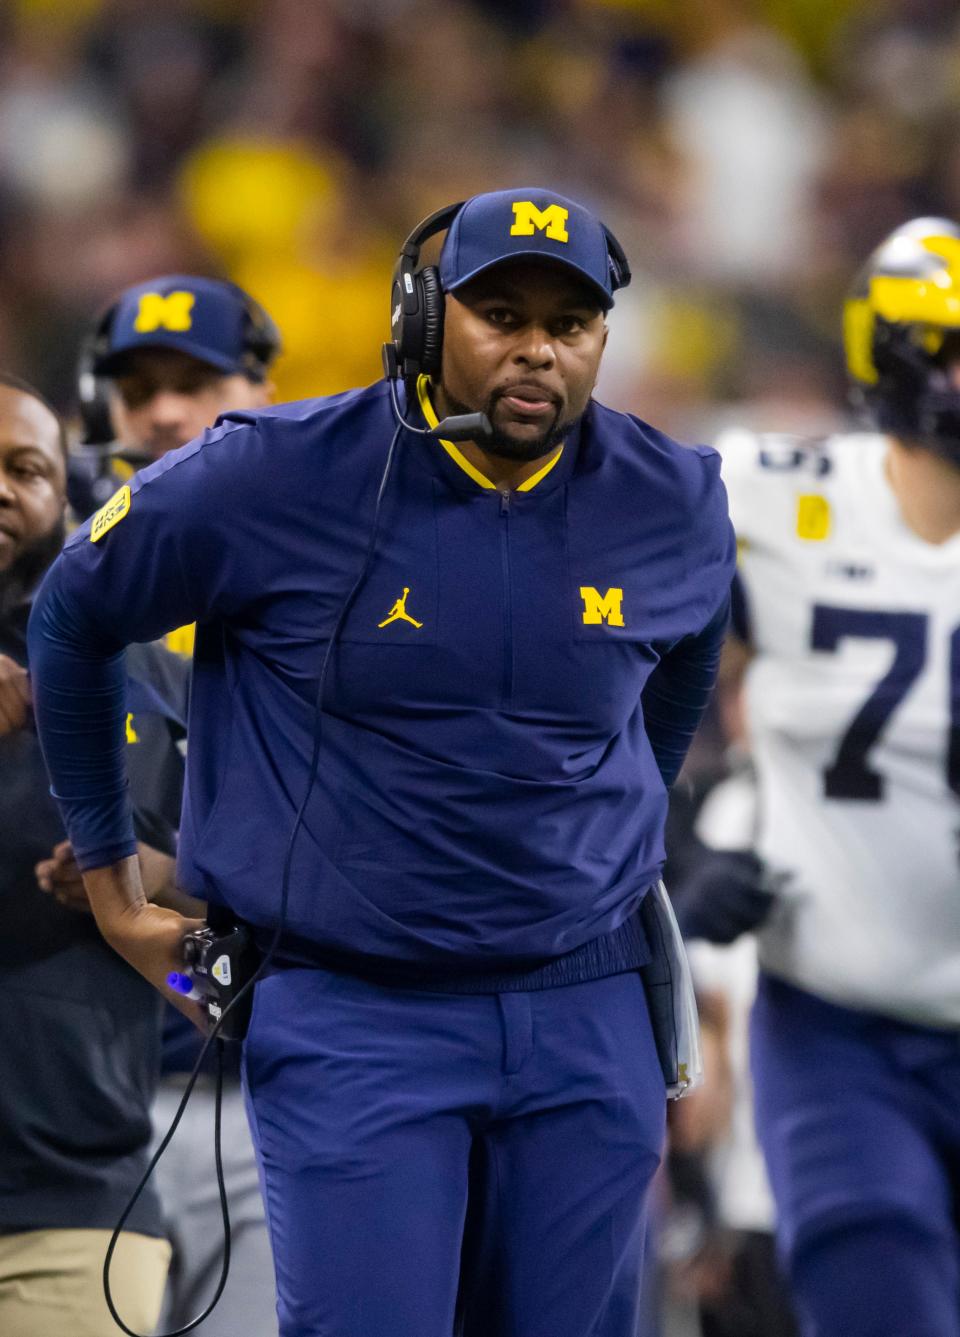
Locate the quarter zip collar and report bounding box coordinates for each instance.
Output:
[408,375,580,497]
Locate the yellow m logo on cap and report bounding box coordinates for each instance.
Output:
[134,291,195,334]
[510,201,569,244]
[580,587,625,626]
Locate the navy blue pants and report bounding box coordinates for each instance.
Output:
[242,966,665,1337]
[751,973,960,1337]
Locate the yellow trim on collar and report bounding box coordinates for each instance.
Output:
[417,376,495,489]
[516,447,563,491]
[416,376,563,493]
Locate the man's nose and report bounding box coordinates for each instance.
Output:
[144,390,190,426]
[0,470,17,505]
[513,324,555,368]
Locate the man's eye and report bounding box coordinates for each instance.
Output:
[486,307,517,326]
[173,371,218,394]
[118,385,151,409]
[555,316,586,335]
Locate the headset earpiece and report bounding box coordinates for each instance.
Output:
[389,252,423,381]
[87,301,118,372]
[76,302,119,446]
[234,289,282,382]
[417,266,444,377]
[390,256,442,381]
[386,202,464,386]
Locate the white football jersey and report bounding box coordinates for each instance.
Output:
[719,428,960,1026]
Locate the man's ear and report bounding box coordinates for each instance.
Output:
[258,379,276,407]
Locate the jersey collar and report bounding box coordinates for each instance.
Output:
[416,375,566,493]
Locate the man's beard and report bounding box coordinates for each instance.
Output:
[0,516,66,618]
[439,387,583,463]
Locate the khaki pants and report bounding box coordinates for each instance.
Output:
[0,1228,171,1337]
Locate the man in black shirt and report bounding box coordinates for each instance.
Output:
[0,375,186,1336]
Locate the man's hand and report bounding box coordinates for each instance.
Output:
[0,654,30,735]
[673,848,777,944]
[37,840,205,918]
[82,855,207,1029]
[35,839,93,913]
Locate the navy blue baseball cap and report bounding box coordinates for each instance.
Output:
[93,275,260,376]
[438,188,627,311]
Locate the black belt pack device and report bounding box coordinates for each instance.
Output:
[181,921,260,1041]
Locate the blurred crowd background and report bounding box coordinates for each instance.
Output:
[3,0,960,444]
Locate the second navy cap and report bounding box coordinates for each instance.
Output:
[94,275,259,376]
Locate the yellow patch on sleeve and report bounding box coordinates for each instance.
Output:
[90,485,131,543]
[796,494,831,541]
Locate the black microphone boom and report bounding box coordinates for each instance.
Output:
[383,354,493,443]
[428,412,492,442]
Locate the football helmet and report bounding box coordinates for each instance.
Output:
[844,217,960,462]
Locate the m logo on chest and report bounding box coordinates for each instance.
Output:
[580,587,625,627]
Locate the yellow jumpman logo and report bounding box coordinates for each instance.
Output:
[378,587,423,629]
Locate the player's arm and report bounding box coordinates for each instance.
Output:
[642,595,731,788]
[81,858,205,1022]
[641,448,737,788]
[27,419,266,1014]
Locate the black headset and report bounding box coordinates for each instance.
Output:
[383,200,632,387]
[385,202,463,385]
[76,281,283,446]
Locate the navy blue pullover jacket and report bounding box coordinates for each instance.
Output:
[28,380,734,971]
